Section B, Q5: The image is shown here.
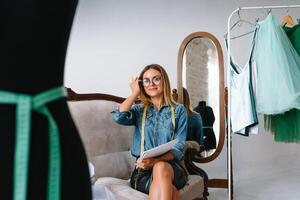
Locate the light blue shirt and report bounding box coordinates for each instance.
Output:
[112,103,187,160]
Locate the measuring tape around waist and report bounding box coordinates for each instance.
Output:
[0,87,66,200]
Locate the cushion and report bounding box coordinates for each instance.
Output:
[95,177,148,200]
[68,100,134,158]
[92,184,117,200]
[180,175,204,199]
[95,175,203,200]
[90,151,135,180]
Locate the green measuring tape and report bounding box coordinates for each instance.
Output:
[0,87,66,200]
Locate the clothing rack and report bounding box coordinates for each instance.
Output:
[226,5,300,200]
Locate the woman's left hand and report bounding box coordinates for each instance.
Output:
[136,158,157,170]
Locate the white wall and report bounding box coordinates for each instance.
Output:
[65,0,300,199]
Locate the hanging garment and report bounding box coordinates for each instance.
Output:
[284,24,300,55]
[254,13,300,115]
[265,109,300,142]
[194,101,216,150]
[226,29,259,135]
[264,23,300,143]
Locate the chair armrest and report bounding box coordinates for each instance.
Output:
[184,141,206,156]
[184,141,199,151]
[184,141,209,198]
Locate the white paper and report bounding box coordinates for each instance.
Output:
[141,138,179,160]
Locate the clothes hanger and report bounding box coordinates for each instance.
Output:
[224,9,259,40]
[282,15,295,26]
[281,9,295,27]
[224,9,259,72]
[266,8,272,16]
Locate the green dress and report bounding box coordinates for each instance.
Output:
[284,24,300,55]
[264,23,300,143]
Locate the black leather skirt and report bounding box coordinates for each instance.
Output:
[130,160,188,194]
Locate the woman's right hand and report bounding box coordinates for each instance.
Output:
[130,77,141,97]
[119,76,141,112]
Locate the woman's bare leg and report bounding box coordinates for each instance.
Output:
[149,161,175,200]
[172,186,179,200]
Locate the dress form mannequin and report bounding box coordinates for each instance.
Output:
[193,101,216,151]
[0,1,91,199]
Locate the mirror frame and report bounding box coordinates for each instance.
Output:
[177,31,225,163]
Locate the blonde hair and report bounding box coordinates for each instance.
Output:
[138,64,176,107]
[183,87,193,116]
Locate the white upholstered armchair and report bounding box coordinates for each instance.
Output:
[66,88,208,200]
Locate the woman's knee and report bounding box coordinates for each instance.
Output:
[152,161,174,180]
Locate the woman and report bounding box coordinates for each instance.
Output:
[112,64,188,200]
[182,88,204,145]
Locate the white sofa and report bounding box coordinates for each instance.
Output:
[67,88,208,200]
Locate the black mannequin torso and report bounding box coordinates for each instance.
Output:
[0,1,92,199]
[1,0,77,93]
[194,101,215,126]
[194,101,217,150]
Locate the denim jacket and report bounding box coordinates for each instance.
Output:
[187,111,204,145]
[112,103,187,160]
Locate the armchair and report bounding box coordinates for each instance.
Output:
[66,88,208,200]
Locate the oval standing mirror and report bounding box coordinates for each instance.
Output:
[177,32,225,163]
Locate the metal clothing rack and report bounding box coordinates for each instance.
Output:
[226,5,300,200]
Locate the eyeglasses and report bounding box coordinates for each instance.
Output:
[142,75,161,87]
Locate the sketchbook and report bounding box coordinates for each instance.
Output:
[141,138,179,160]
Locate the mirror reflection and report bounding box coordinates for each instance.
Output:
[182,37,220,157]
